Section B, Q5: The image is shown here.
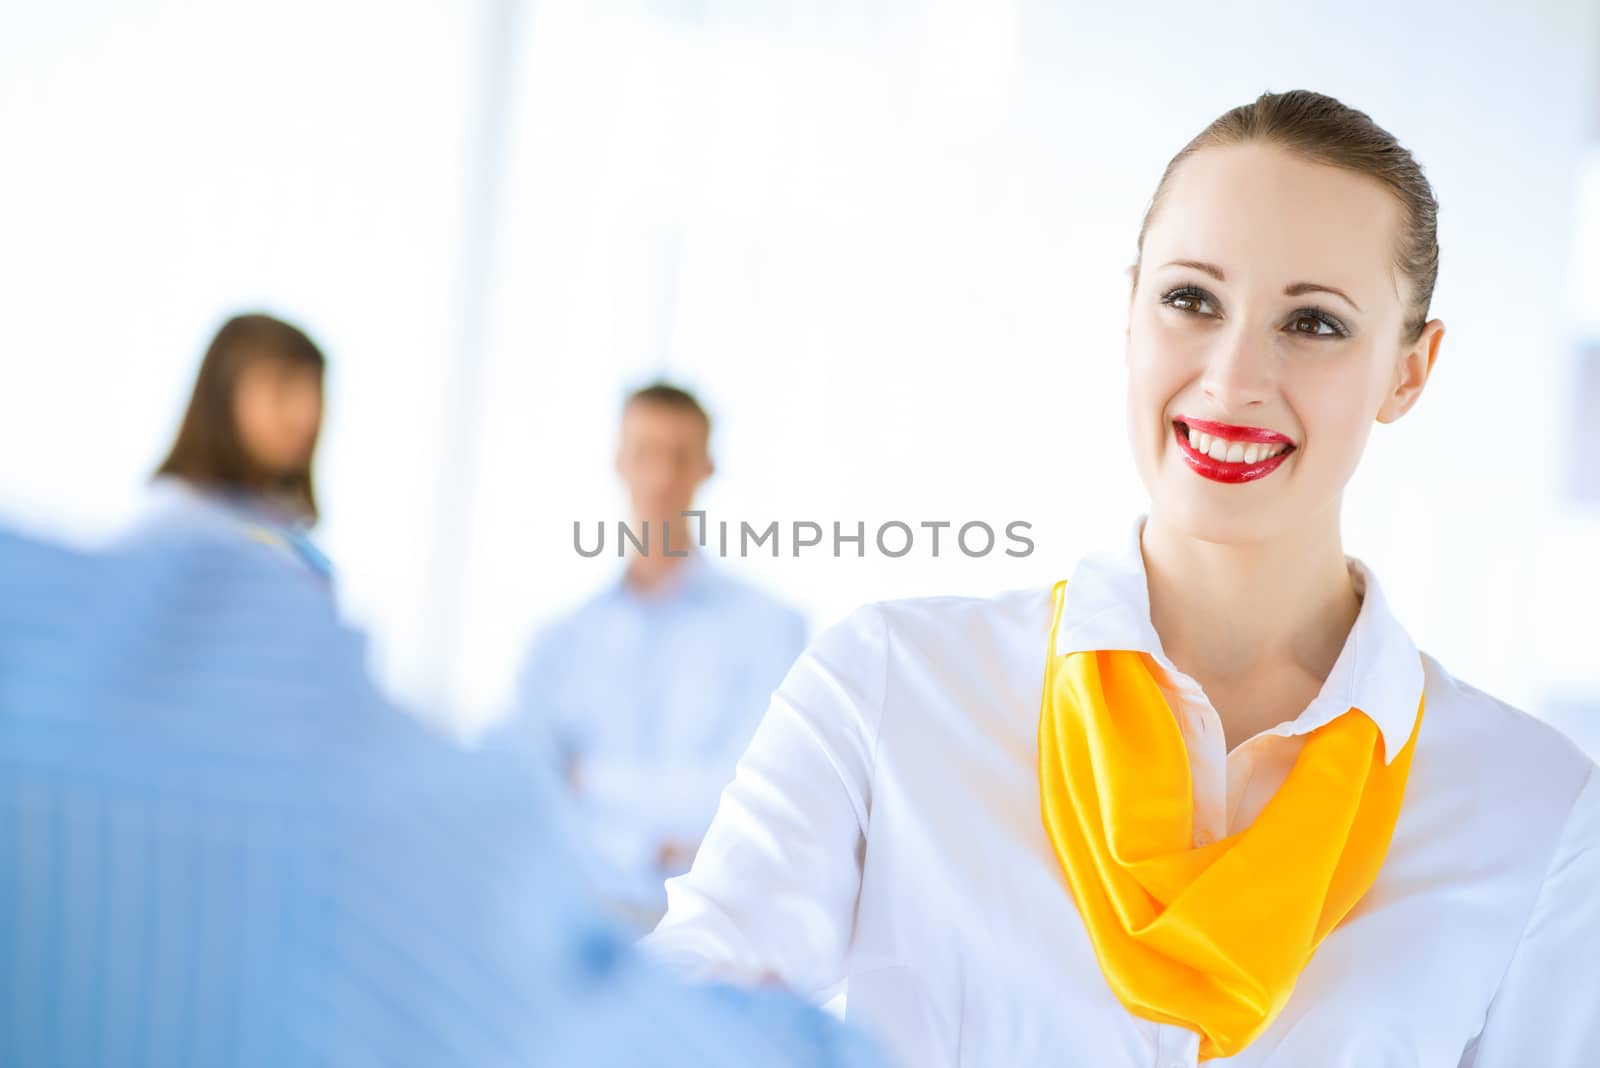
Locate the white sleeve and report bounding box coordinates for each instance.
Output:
[640,603,888,1001]
[1460,763,1600,1067]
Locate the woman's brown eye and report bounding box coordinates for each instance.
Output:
[1161,288,1215,316]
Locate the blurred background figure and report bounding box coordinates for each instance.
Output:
[512,382,807,928]
[4,5,1595,751]
[0,523,879,1068]
[132,312,331,580]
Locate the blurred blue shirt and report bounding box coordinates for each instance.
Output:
[0,527,876,1068]
[122,476,333,581]
[514,551,807,920]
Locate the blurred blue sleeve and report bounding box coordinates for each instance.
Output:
[0,526,879,1068]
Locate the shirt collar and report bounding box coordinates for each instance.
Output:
[1053,515,1422,764]
[614,548,717,605]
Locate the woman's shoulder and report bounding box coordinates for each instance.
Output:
[116,478,244,544]
[1418,651,1596,809]
[833,584,1056,648]
[801,585,1058,704]
[775,586,1059,755]
[115,479,331,580]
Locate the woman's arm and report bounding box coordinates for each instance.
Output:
[1459,763,1600,1066]
[641,603,889,1001]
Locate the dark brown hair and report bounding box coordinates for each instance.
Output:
[1134,89,1440,344]
[625,381,711,435]
[155,313,326,522]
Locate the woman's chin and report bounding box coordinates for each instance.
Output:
[1151,489,1289,547]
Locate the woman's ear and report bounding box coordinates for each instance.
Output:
[1376,319,1445,424]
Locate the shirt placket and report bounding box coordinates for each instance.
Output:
[1165,676,1229,847]
[1142,657,1237,1065]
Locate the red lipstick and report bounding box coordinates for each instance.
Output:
[1172,416,1296,484]
[1179,416,1295,445]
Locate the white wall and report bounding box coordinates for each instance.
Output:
[0,0,479,710]
[454,0,1600,738]
[4,0,1596,744]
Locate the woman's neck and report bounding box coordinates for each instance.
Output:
[1140,508,1360,719]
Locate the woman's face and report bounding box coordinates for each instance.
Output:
[234,355,323,476]
[1125,142,1442,544]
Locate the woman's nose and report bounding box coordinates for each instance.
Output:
[1199,328,1274,410]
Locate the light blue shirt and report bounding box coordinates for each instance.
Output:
[0,527,877,1068]
[514,551,807,916]
[123,476,333,581]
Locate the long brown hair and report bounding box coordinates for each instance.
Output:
[155,313,327,522]
[1134,89,1440,345]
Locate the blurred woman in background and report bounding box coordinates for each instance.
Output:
[140,312,332,579]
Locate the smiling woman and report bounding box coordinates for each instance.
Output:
[1127,109,1443,551]
[641,90,1600,1067]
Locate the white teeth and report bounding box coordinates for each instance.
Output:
[1183,423,1292,462]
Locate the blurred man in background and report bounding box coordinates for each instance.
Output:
[513,382,807,928]
[0,521,876,1068]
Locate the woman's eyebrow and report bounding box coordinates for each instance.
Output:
[1283,281,1362,313]
[1160,260,1362,313]
[1162,259,1227,281]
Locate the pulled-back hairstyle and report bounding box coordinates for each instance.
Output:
[155,313,326,522]
[1133,89,1439,344]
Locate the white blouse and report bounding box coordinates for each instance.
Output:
[643,516,1600,1067]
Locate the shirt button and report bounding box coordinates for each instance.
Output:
[1194,831,1214,847]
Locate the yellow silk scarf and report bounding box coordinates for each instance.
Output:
[1037,580,1424,1060]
